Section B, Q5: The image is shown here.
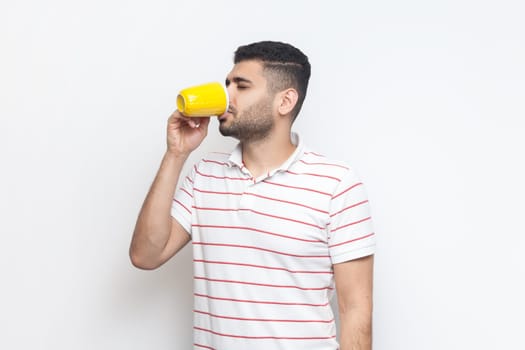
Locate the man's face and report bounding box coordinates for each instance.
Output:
[219,60,275,142]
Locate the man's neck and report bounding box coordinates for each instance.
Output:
[240,131,296,179]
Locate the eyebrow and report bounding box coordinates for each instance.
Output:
[225,76,253,86]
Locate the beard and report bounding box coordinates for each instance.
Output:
[219,97,275,142]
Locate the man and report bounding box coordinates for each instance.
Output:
[130,41,376,350]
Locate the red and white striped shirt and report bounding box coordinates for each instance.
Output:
[171,134,376,350]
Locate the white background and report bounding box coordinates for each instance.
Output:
[2,0,524,349]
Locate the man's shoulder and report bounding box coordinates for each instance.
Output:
[192,151,236,173]
[199,151,232,164]
[297,147,353,178]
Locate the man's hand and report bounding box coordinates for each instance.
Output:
[166,111,211,157]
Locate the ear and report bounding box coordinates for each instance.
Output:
[276,88,299,116]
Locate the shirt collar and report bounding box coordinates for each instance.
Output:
[227,132,304,173]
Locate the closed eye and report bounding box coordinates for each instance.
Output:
[226,76,252,89]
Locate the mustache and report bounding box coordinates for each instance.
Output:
[227,105,237,115]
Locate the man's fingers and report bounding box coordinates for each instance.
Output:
[190,117,211,129]
[168,112,211,130]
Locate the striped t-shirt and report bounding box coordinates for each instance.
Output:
[171,133,376,350]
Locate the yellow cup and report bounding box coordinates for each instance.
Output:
[177,82,229,117]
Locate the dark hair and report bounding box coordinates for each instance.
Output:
[234,41,311,121]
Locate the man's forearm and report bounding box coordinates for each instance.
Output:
[130,151,188,268]
[338,308,372,350]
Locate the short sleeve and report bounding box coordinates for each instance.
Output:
[328,169,376,264]
[170,163,197,235]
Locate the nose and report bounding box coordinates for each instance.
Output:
[226,84,236,108]
[226,84,235,97]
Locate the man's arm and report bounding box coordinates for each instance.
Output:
[334,255,374,350]
[129,112,209,269]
